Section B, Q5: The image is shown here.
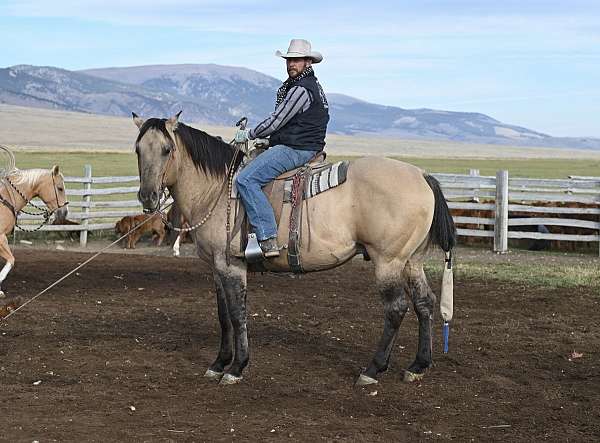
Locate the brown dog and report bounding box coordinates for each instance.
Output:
[114,214,166,249]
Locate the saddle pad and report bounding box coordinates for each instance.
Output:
[283,161,349,202]
[229,160,349,201]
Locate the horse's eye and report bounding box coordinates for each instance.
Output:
[57,186,64,192]
[164,144,173,155]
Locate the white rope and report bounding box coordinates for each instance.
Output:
[1,211,164,322]
[0,145,16,178]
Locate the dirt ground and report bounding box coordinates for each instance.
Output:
[0,244,598,442]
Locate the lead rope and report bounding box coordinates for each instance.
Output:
[1,212,162,322]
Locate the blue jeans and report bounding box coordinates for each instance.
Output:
[235,145,317,241]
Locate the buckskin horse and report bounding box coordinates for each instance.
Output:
[133,112,456,386]
[0,166,68,297]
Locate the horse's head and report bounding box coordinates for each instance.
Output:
[133,112,181,212]
[38,165,68,221]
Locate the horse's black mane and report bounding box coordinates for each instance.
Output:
[137,118,243,176]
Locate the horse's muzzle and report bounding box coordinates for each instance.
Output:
[55,205,69,222]
[138,188,160,212]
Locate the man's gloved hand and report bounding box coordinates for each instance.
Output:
[253,138,269,149]
[234,129,250,143]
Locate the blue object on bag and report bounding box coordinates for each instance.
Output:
[443,322,450,354]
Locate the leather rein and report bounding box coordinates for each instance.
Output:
[0,172,69,232]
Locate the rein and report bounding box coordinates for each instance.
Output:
[1,174,68,232]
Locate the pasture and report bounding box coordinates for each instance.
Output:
[11,151,600,179]
[0,245,598,441]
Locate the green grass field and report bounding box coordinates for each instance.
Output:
[13,151,600,179]
[425,257,600,290]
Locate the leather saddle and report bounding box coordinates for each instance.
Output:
[229,149,349,272]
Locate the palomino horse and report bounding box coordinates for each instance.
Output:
[133,113,456,386]
[0,166,68,296]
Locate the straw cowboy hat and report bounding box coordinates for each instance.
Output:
[275,39,323,64]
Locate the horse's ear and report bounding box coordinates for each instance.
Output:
[132,112,145,129]
[166,110,182,132]
[52,165,60,176]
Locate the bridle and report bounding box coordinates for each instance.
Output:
[1,171,69,232]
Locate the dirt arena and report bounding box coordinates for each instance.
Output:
[0,247,598,441]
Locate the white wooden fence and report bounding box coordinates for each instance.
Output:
[16,165,165,247]
[15,166,600,255]
[439,169,600,255]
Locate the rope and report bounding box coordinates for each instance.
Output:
[0,212,162,323]
[1,122,247,322]
[157,140,244,234]
[0,145,16,177]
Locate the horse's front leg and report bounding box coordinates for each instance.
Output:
[0,233,15,297]
[204,272,234,380]
[216,264,249,385]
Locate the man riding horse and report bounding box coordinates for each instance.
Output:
[234,39,329,258]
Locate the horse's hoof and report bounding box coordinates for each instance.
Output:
[219,373,243,385]
[204,369,223,380]
[403,370,425,383]
[355,374,378,386]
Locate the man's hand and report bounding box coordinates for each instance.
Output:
[234,129,250,143]
[253,138,269,149]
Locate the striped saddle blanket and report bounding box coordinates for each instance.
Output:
[231,160,350,201]
[283,160,349,202]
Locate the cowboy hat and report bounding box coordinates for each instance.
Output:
[275,39,323,64]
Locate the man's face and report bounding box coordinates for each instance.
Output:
[286,57,311,78]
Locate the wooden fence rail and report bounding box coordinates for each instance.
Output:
[14,165,600,254]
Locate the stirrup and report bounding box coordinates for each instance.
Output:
[244,233,264,263]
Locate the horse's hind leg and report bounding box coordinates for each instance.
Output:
[357,261,409,386]
[0,234,15,297]
[204,272,234,380]
[403,261,436,382]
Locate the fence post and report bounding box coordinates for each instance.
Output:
[469,169,480,203]
[80,164,92,247]
[494,170,509,253]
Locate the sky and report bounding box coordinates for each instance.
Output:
[1,0,599,137]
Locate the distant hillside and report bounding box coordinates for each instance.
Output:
[1,64,598,150]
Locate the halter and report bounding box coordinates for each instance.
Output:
[1,171,69,232]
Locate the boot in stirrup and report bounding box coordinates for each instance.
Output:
[259,238,280,258]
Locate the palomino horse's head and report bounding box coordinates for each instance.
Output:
[37,165,69,221]
[133,112,181,212]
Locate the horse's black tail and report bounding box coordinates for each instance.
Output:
[423,174,456,252]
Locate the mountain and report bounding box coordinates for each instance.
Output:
[1,64,598,150]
